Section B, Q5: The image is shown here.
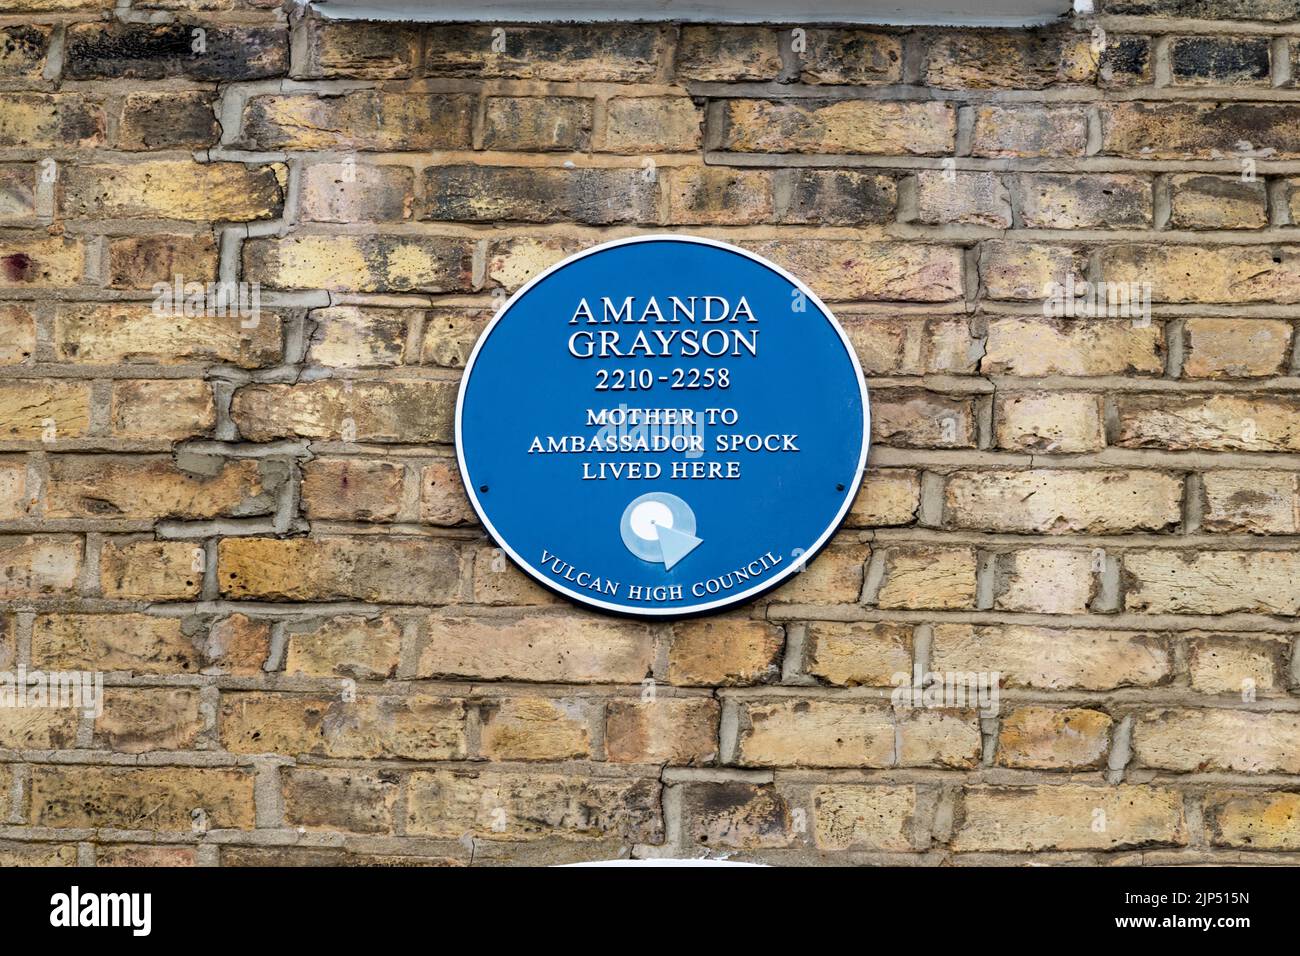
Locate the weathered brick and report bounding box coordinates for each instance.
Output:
[284,615,402,680]
[774,544,867,604]
[1171,35,1270,86]
[1099,35,1153,87]
[677,25,780,81]
[406,769,662,843]
[953,785,1186,851]
[0,536,81,598]
[245,235,474,293]
[108,234,217,290]
[300,163,413,224]
[307,307,410,367]
[486,236,584,291]
[931,624,1172,691]
[742,240,962,302]
[806,621,912,686]
[110,380,214,440]
[1169,175,1267,230]
[1116,394,1300,451]
[1201,470,1300,533]
[422,165,657,224]
[915,171,1012,228]
[897,709,983,768]
[0,166,35,225]
[0,25,50,78]
[996,392,1105,453]
[980,241,1083,300]
[35,613,191,674]
[0,842,77,866]
[219,536,461,604]
[221,845,456,867]
[237,93,473,151]
[0,381,90,443]
[420,459,475,526]
[483,96,592,152]
[1183,318,1291,378]
[845,316,978,376]
[944,470,1182,534]
[283,766,400,834]
[846,469,921,527]
[470,546,560,606]
[1135,708,1300,773]
[301,458,404,522]
[602,96,701,153]
[64,22,286,80]
[419,612,654,683]
[925,30,1096,89]
[94,688,203,752]
[1205,790,1300,849]
[775,169,897,225]
[813,785,921,851]
[100,539,202,600]
[0,458,29,519]
[221,691,466,759]
[62,161,284,222]
[715,99,956,155]
[1285,179,1300,223]
[0,705,77,749]
[96,846,195,867]
[3,238,88,293]
[55,303,282,368]
[681,782,792,849]
[232,380,455,444]
[997,706,1112,770]
[738,699,895,768]
[798,29,902,84]
[1125,550,1300,616]
[971,105,1089,158]
[1186,632,1290,696]
[0,94,105,149]
[1102,103,1300,159]
[32,766,254,830]
[1014,174,1152,229]
[668,167,772,224]
[996,548,1096,614]
[296,18,419,79]
[0,306,34,365]
[205,614,271,676]
[605,697,718,764]
[46,455,270,520]
[419,308,489,369]
[424,25,666,81]
[872,391,977,448]
[982,317,1163,376]
[1105,0,1299,17]
[666,617,783,686]
[117,91,219,150]
[480,697,592,761]
[876,546,977,610]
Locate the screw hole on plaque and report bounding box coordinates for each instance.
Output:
[480,485,489,493]
[836,483,845,491]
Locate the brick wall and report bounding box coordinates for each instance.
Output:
[2,0,1300,866]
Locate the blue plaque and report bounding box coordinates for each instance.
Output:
[456,236,870,617]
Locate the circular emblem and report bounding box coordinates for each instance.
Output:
[456,235,869,617]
